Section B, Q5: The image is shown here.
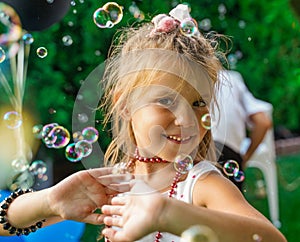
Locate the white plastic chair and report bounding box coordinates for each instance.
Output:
[240,101,281,228]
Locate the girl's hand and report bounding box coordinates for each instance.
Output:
[101,180,167,242]
[46,167,132,224]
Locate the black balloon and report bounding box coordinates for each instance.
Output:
[1,0,71,31]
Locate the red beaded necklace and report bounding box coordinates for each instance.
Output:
[134,149,184,242]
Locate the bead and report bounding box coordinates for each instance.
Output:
[1,203,8,209]
[5,197,13,203]
[8,227,16,234]
[23,228,30,235]
[3,222,11,229]
[30,225,37,232]
[11,192,18,199]
[0,210,6,216]
[16,229,23,236]
[36,221,43,228]
[0,217,7,223]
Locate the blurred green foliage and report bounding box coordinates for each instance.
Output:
[21,0,300,134]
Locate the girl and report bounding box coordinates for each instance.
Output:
[99,4,287,242]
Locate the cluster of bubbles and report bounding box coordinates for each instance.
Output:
[222,159,245,182]
[93,2,123,28]
[9,159,48,191]
[33,123,99,163]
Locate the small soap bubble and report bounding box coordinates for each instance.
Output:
[47,126,70,148]
[223,160,239,176]
[36,47,48,58]
[77,113,88,123]
[233,170,245,182]
[93,8,113,28]
[3,111,22,129]
[82,126,99,143]
[199,18,212,31]
[252,233,262,242]
[62,35,73,46]
[29,160,47,175]
[22,33,34,45]
[0,47,6,63]
[75,140,93,157]
[200,113,211,130]
[174,154,193,174]
[11,157,29,172]
[73,131,84,142]
[32,124,43,139]
[180,18,198,37]
[65,143,83,162]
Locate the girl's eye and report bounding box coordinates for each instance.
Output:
[193,99,206,107]
[157,98,175,107]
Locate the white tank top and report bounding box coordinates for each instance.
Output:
[135,160,221,242]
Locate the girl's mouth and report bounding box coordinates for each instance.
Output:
[164,135,193,144]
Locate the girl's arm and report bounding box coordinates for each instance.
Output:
[0,168,132,236]
[101,174,287,242]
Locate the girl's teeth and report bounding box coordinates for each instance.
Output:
[168,136,189,141]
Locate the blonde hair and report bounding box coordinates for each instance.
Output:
[101,21,227,166]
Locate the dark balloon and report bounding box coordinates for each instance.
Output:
[1,0,71,31]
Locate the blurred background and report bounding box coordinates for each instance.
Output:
[0,0,299,241]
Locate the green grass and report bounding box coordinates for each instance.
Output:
[81,153,300,242]
[244,153,300,242]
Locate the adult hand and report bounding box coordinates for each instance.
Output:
[47,167,132,225]
[101,180,167,242]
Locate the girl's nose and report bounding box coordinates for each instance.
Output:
[173,103,195,127]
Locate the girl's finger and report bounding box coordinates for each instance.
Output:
[102,205,124,216]
[103,215,123,227]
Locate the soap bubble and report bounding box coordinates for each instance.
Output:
[29,160,47,176]
[93,2,123,28]
[223,160,239,176]
[201,113,211,130]
[75,140,93,157]
[180,18,198,37]
[36,47,48,58]
[3,111,22,129]
[174,154,193,174]
[22,33,34,45]
[65,143,83,162]
[46,126,70,148]
[82,126,99,143]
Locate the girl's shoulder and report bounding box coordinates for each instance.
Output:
[189,160,221,178]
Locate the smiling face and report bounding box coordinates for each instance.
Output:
[128,72,210,162]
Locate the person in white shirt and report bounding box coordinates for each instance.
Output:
[212,70,273,191]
